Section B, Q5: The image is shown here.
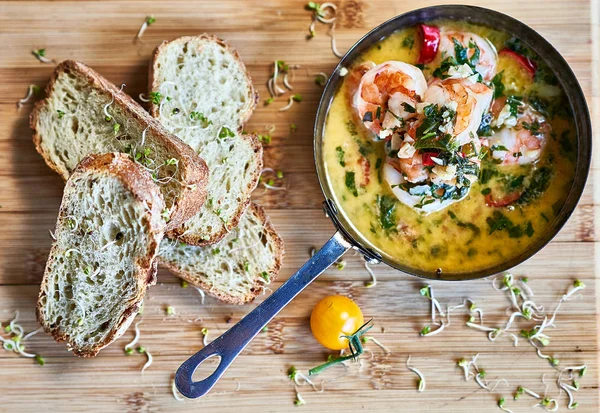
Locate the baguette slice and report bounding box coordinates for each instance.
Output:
[159,203,284,304]
[31,60,209,231]
[37,153,165,357]
[150,35,262,245]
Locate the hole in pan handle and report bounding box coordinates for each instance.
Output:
[175,231,353,399]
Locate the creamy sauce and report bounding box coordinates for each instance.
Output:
[323,22,576,276]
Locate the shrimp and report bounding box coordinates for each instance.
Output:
[434,30,498,81]
[488,105,550,165]
[423,77,493,145]
[383,162,468,214]
[388,152,429,183]
[353,61,427,138]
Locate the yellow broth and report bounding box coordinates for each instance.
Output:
[323,22,576,276]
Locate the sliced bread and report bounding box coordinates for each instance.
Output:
[31,60,209,231]
[159,203,284,304]
[37,153,165,357]
[149,35,263,245]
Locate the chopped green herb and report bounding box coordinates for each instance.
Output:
[345,171,358,197]
[335,146,346,167]
[57,109,65,118]
[402,102,416,113]
[516,167,553,205]
[113,123,121,133]
[481,188,491,195]
[401,35,415,50]
[491,71,505,99]
[377,195,397,230]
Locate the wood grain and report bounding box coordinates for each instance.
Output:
[0,0,598,412]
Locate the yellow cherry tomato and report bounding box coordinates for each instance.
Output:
[310,295,364,350]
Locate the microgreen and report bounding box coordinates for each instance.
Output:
[218,126,235,139]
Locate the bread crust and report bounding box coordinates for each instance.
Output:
[36,153,164,357]
[166,132,263,245]
[30,60,209,231]
[148,34,259,123]
[159,203,285,304]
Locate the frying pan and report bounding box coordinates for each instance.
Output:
[175,5,591,398]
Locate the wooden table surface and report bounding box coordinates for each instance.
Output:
[0,0,598,412]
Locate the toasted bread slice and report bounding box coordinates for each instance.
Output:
[149,35,262,245]
[31,60,209,230]
[37,153,165,357]
[159,203,284,304]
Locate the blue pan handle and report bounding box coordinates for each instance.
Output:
[175,232,352,399]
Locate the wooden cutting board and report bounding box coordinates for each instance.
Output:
[0,0,597,411]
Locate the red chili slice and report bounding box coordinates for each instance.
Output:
[417,24,441,64]
[499,49,537,78]
[485,191,522,207]
[421,151,438,166]
[358,156,371,186]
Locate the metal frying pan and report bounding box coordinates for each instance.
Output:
[175,5,591,398]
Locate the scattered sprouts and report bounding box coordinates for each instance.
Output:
[32,49,55,64]
[135,15,156,42]
[201,327,209,347]
[140,347,153,374]
[305,2,337,39]
[363,261,377,288]
[498,398,515,413]
[328,22,344,58]
[17,84,40,110]
[288,366,322,392]
[260,167,287,191]
[278,94,303,112]
[294,391,306,406]
[193,286,206,304]
[360,336,390,354]
[406,356,426,392]
[124,320,142,352]
[314,72,328,86]
[0,311,44,362]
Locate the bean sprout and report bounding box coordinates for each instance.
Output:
[124,320,142,351]
[406,356,426,392]
[17,85,39,109]
[141,348,153,374]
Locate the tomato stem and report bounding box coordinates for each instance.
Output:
[308,319,374,376]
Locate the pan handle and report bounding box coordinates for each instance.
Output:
[175,231,353,399]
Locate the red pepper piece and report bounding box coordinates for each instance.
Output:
[421,151,438,166]
[485,191,522,207]
[417,24,441,64]
[499,49,537,78]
